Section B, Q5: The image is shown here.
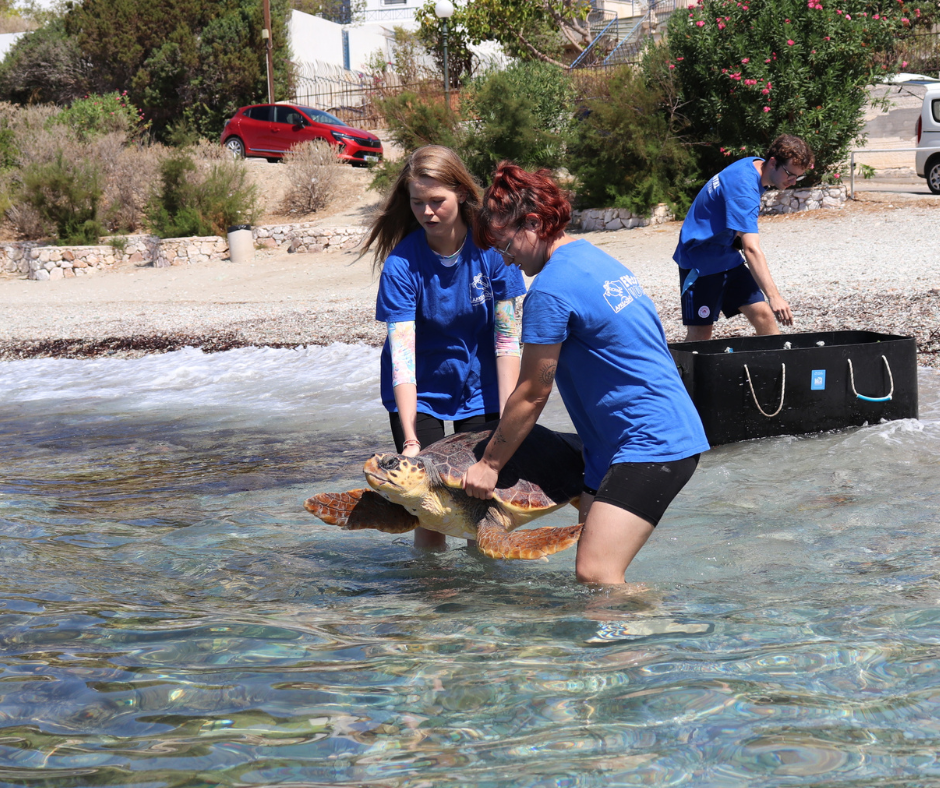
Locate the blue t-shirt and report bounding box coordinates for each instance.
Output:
[522,240,709,489]
[376,229,527,420]
[673,156,763,276]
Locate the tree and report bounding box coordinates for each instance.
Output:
[0,17,90,104]
[415,0,593,69]
[567,47,699,215]
[63,0,294,139]
[668,0,935,178]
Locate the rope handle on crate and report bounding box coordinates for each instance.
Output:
[743,363,786,418]
[848,355,894,402]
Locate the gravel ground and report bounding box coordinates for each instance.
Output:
[1,198,938,365]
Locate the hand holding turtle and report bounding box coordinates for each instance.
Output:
[462,458,498,500]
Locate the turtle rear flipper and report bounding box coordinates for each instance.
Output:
[305,489,418,533]
[477,521,583,560]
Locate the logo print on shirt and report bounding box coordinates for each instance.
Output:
[603,273,646,313]
[470,273,493,305]
[698,305,711,318]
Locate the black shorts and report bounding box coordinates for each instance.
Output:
[583,454,700,527]
[389,411,499,453]
[680,264,765,325]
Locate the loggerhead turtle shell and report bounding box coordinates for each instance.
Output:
[419,421,583,514]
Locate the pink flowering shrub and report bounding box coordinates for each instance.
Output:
[667,0,933,179]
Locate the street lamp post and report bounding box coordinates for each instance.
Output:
[434,0,454,111]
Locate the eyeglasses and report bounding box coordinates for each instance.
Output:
[497,228,521,264]
[778,162,805,182]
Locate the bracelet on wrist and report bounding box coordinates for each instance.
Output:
[403,439,421,448]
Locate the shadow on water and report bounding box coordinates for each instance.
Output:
[2,348,940,786]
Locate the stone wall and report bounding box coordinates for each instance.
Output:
[7,244,117,281]
[571,203,673,232]
[253,223,364,254]
[0,223,367,280]
[570,184,847,233]
[760,183,847,214]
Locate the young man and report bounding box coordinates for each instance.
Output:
[674,134,814,341]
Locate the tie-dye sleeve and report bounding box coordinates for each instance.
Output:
[388,321,416,387]
[494,298,521,357]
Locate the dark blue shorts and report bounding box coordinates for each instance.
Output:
[680,264,765,326]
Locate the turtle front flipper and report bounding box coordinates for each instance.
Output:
[476,521,584,560]
[304,489,419,534]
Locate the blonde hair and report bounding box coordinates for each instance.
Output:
[362,145,482,271]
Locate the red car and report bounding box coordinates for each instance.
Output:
[220,103,383,165]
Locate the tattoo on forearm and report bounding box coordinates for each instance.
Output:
[538,362,557,387]
[493,427,508,444]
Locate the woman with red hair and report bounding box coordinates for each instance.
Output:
[463,163,709,585]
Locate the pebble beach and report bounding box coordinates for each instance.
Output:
[0,197,938,366]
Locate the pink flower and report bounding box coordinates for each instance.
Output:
[763,106,771,112]
[762,88,770,94]
[787,39,795,45]
[677,57,684,60]
[836,8,842,13]
[696,19,705,25]
[785,18,790,22]
[744,79,757,85]
[834,173,841,178]
[765,58,772,63]
[815,3,822,8]
[915,8,921,16]
[824,35,830,40]
[742,57,750,63]
[873,13,879,18]
[901,16,910,24]
[903,61,909,67]
[720,147,726,152]
[718,21,725,28]
[669,64,676,68]
[845,13,851,19]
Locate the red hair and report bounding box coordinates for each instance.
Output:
[473,161,571,250]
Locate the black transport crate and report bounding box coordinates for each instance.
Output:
[669,331,918,446]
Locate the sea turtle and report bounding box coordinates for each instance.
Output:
[305,423,585,560]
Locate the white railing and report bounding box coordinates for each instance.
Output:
[848,146,940,198]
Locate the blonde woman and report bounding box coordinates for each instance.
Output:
[361,146,527,551]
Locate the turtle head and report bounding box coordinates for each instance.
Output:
[363,453,435,506]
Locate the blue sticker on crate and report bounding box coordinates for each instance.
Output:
[811,370,826,390]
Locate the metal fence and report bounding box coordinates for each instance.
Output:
[292,76,458,130]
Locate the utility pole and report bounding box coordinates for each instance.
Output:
[262,0,275,104]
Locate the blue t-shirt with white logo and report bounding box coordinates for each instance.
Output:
[522,240,709,489]
[673,156,763,276]
[376,229,527,420]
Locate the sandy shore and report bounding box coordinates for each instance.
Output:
[1,197,939,365]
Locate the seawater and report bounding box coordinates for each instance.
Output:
[1,344,940,787]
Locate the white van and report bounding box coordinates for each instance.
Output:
[915,83,940,194]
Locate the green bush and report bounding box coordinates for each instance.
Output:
[567,50,699,216]
[461,60,575,182]
[147,147,257,238]
[667,0,935,178]
[20,152,105,245]
[374,88,462,152]
[54,92,148,141]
